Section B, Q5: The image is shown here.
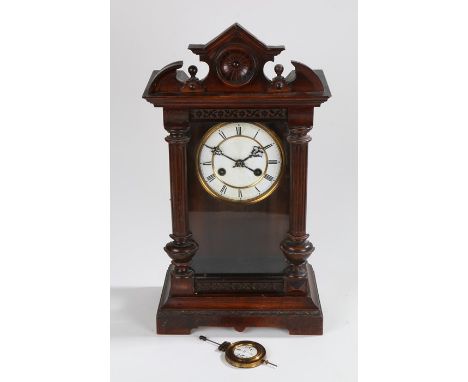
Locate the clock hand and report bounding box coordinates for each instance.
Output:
[220,152,239,163]
[205,145,262,174]
[243,164,256,173]
[239,163,262,175]
[240,145,264,162]
[232,160,263,176]
[204,145,237,163]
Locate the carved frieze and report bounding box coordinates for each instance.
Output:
[190,108,287,121]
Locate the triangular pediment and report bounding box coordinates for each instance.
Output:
[188,23,284,58]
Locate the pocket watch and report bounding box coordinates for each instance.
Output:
[199,335,277,368]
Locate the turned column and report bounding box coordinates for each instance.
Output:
[163,108,198,276]
[281,108,315,277]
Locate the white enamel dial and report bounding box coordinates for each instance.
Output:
[233,344,258,359]
[197,122,284,203]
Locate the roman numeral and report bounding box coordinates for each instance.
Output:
[238,189,242,199]
[253,130,259,139]
[201,161,212,166]
[255,186,261,194]
[218,130,227,140]
[220,185,227,195]
[263,143,274,150]
[268,160,278,164]
[206,174,216,182]
[264,174,274,182]
[236,125,242,135]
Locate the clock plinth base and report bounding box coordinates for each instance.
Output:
[156,263,323,335]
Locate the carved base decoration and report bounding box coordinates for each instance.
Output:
[195,278,284,294]
[157,263,323,335]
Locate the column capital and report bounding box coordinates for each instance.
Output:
[287,107,314,144]
[163,109,190,144]
[287,126,312,144]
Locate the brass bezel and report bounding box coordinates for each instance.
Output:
[224,341,266,368]
[196,122,285,204]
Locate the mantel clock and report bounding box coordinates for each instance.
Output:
[142,24,331,335]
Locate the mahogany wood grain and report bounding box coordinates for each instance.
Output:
[143,23,331,334]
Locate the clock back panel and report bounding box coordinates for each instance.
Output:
[187,120,290,275]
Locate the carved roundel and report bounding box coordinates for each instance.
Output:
[216,46,257,86]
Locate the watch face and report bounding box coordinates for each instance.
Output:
[225,341,266,368]
[233,344,258,359]
[197,122,284,203]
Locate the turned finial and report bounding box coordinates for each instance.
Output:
[274,64,284,77]
[188,65,198,78]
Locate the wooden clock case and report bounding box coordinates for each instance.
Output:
[143,24,330,335]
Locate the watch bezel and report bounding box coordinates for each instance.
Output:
[224,341,266,368]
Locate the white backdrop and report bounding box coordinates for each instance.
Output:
[111,1,356,381]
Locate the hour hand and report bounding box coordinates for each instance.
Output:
[205,144,237,163]
[204,144,223,156]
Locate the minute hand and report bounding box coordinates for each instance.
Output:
[241,146,265,162]
[240,154,254,162]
